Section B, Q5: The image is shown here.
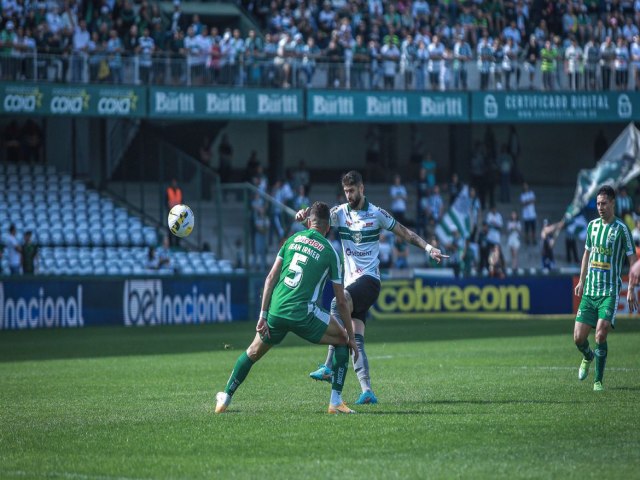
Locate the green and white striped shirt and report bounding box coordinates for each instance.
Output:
[584,217,634,297]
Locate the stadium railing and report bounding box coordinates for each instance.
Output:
[4,51,637,92]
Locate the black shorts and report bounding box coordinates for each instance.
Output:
[346,275,381,323]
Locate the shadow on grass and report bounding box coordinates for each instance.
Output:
[2,317,640,363]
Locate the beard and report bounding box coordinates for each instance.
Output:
[348,193,361,209]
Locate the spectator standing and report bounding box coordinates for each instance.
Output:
[71,19,90,82]
[380,36,399,89]
[6,224,21,275]
[506,211,521,270]
[520,182,537,246]
[541,219,556,271]
[378,230,393,269]
[470,141,487,208]
[565,36,583,90]
[453,35,472,90]
[522,34,539,90]
[614,37,629,90]
[485,205,504,248]
[584,38,600,90]
[137,27,155,84]
[21,230,37,275]
[389,173,408,226]
[600,36,615,90]
[541,39,558,91]
[631,35,640,91]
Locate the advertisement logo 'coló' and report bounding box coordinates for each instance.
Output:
[372,279,530,318]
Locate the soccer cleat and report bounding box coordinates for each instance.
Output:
[215,391,231,413]
[593,381,604,391]
[355,390,378,405]
[309,364,333,383]
[578,358,593,381]
[328,402,356,414]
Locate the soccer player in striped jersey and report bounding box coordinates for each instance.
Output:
[297,171,448,405]
[574,185,637,391]
[215,202,359,414]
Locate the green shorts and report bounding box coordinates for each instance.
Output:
[576,295,618,328]
[260,306,331,345]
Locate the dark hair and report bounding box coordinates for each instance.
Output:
[309,201,330,228]
[597,185,616,200]
[341,170,363,187]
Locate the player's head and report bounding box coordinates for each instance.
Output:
[596,185,616,221]
[341,171,364,209]
[308,201,331,235]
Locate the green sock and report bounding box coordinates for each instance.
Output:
[331,345,349,393]
[224,352,254,396]
[577,340,594,361]
[594,342,608,383]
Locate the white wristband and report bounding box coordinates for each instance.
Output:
[425,244,433,254]
[260,310,268,319]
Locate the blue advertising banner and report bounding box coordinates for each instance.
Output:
[307,90,468,123]
[323,276,574,318]
[471,91,639,123]
[149,86,303,120]
[0,276,250,330]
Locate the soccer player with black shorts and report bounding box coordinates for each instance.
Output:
[297,171,448,405]
[573,185,637,391]
[215,202,359,414]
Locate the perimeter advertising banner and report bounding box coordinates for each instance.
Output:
[471,91,640,123]
[0,277,250,330]
[149,86,304,120]
[321,276,576,317]
[571,275,636,314]
[0,83,147,117]
[306,90,468,122]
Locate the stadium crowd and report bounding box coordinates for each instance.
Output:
[1,0,640,89]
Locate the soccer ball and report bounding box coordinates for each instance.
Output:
[168,204,194,238]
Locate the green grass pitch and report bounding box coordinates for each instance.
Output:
[1,316,640,479]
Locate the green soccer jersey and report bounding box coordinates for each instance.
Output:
[583,217,634,297]
[269,229,342,320]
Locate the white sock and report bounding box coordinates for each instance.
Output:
[330,389,342,406]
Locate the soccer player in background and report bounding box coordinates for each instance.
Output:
[296,171,448,405]
[215,202,359,414]
[573,185,637,391]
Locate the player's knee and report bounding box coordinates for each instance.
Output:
[595,330,608,344]
[343,290,353,312]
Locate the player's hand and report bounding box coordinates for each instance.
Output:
[627,290,638,313]
[295,207,310,222]
[574,281,583,297]
[429,247,449,264]
[256,317,270,339]
[348,337,359,363]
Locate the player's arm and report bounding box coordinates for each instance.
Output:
[257,256,283,338]
[574,248,590,297]
[391,221,449,263]
[626,253,638,312]
[332,282,358,363]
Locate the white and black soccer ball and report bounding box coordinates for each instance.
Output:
[168,204,194,238]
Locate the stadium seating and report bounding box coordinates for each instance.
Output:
[0,162,230,276]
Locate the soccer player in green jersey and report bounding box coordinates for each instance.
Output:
[215,202,359,414]
[574,185,637,391]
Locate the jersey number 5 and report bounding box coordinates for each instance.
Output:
[284,252,309,288]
